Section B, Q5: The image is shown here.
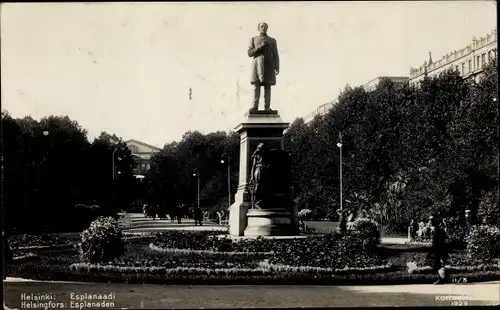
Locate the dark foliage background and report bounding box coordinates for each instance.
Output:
[2,60,497,234]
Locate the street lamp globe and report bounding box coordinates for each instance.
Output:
[220,159,225,164]
[337,142,342,148]
[193,173,196,177]
[43,131,49,136]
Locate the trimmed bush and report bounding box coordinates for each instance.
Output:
[465,225,500,262]
[79,216,124,264]
[349,217,381,249]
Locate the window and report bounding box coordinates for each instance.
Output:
[482,53,486,66]
[461,63,465,75]
[468,60,472,73]
[477,55,481,69]
[128,145,139,154]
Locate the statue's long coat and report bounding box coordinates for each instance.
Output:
[248,34,280,85]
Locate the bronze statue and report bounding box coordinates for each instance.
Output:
[248,22,280,111]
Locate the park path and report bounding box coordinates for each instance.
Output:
[120,212,411,244]
[4,278,499,308]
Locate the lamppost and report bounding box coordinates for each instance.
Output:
[112,149,117,180]
[39,130,50,209]
[337,132,343,212]
[193,169,200,208]
[220,154,231,210]
[111,148,122,215]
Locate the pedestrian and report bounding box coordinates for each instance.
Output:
[216,210,223,225]
[427,216,449,284]
[408,218,419,241]
[177,206,182,224]
[194,207,203,226]
[170,208,176,223]
[337,208,348,234]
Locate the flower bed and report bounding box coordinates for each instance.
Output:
[258,261,396,275]
[152,231,386,270]
[8,234,74,250]
[6,236,500,285]
[407,261,500,274]
[149,243,273,257]
[69,262,271,276]
[404,240,432,246]
[9,262,500,285]
[12,252,40,261]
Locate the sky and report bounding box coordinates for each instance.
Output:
[1,2,497,148]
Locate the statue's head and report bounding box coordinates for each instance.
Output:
[258,22,268,35]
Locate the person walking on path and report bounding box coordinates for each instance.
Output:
[194,207,203,226]
[427,216,449,284]
[408,218,419,241]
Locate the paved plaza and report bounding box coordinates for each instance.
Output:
[4,278,499,308]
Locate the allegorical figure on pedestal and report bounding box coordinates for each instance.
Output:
[248,22,280,111]
[249,142,292,210]
[249,143,269,209]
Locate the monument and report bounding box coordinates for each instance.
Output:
[229,22,297,236]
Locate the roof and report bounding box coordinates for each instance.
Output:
[125,139,162,151]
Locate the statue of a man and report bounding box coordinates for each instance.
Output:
[248,22,280,111]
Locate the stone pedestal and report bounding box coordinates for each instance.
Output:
[229,109,294,236]
[229,203,249,236]
[245,208,295,236]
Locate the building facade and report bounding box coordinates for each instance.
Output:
[303,77,408,124]
[409,28,497,87]
[303,101,336,124]
[362,76,409,91]
[125,139,162,175]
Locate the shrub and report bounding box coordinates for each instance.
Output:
[477,192,500,226]
[443,216,467,248]
[349,217,381,246]
[465,225,500,262]
[79,216,124,264]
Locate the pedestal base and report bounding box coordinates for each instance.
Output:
[229,203,249,236]
[229,186,251,236]
[244,208,295,236]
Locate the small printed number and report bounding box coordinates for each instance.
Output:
[452,277,467,283]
